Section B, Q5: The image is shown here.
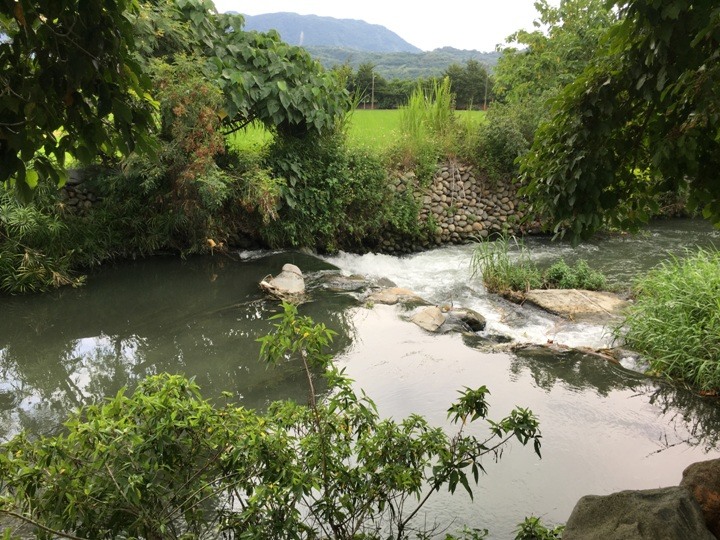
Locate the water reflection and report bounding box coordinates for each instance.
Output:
[0,253,356,440]
[509,346,645,396]
[509,346,720,453]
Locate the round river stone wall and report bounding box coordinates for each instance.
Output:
[379,162,536,253]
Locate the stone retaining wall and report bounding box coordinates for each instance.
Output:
[59,169,102,217]
[60,163,534,251]
[380,162,533,253]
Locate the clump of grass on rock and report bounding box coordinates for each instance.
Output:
[472,236,607,294]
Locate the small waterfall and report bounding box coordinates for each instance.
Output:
[323,244,616,349]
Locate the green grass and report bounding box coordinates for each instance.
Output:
[346,109,402,151]
[616,248,720,392]
[226,122,274,152]
[471,235,608,294]
[225,110,487,154]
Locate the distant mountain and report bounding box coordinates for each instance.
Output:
[241,12,421,53]
[307,46,502,80]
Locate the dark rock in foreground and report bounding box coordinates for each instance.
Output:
[681,458,720,538]
[563,487,715,539]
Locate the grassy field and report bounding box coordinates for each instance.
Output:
[348,109,486,151]
[227,109,486,153]
[227,122,274,153]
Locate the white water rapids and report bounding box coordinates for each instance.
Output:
[324,244,616,349]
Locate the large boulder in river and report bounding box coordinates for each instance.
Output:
[563,487,715,539]
[446,307,486,332]
[681,458,720,538]
[524,289,628,322]
[259,264,305,300]
[410,306,445,332]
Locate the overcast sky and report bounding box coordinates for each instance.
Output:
[211,0,551,52]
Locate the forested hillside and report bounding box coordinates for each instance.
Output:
[308,46,500,80]
[242,12,421,53]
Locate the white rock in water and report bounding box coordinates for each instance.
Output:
[260,264,305,298]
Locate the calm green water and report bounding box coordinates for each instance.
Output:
[0,252,356,439]
[1,218,719,537]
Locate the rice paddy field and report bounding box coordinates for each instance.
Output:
[227,109,486,153]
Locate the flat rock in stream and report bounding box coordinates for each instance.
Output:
[366,287,428,306]
[524,289,628,322]
[410,306,446,332]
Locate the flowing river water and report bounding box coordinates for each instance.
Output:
[1,218,719,537]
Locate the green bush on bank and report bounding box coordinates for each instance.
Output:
[0,185,84,294]
[261,131,398,252]
[472,236,607,294]
[514,516,564,540]
[616,248,720,391]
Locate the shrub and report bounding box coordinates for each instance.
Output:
[0,303,542,539]
[615,248,720,391]
[472,99,541,180]
[472,236,608,294]
[117,56,240,254]
[0,185,83,294]
[262,131,395,251]
[545,259,607,290]
[514,516,564,540]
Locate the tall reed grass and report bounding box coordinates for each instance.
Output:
[616,248,720,391]
[471,235,542,293]
[391,77,459,182]
[471,235,608,294]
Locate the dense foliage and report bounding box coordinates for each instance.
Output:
[133,0,351,138]
[0,184,83,293]
[0,0,156,198]
[443,60,492,110]
[520,0,720,240]
[616,248,720,392]
[261,132,399,251]
[494,0,617,106]
[0,303,542,539]
[475,0,617,179]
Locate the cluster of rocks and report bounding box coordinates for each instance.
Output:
[361,287,484,334]
[59,170,102,217]
[379,163,537,253]
[258,265,486,337]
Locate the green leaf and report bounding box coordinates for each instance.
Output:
[24,169,38,189]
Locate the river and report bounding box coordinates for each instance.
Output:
[1,218,719,537]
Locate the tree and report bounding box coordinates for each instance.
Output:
[0,0,350,199]
[520,0,720,240]
[444,60,492,110]
[0,303,542,539]
[493,0,617,106]
[0,0,157,198]
[351,62,387,109]
[131,0,350,136]
[474,0,616,179]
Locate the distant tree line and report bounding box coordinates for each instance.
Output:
[334,60,494,110]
